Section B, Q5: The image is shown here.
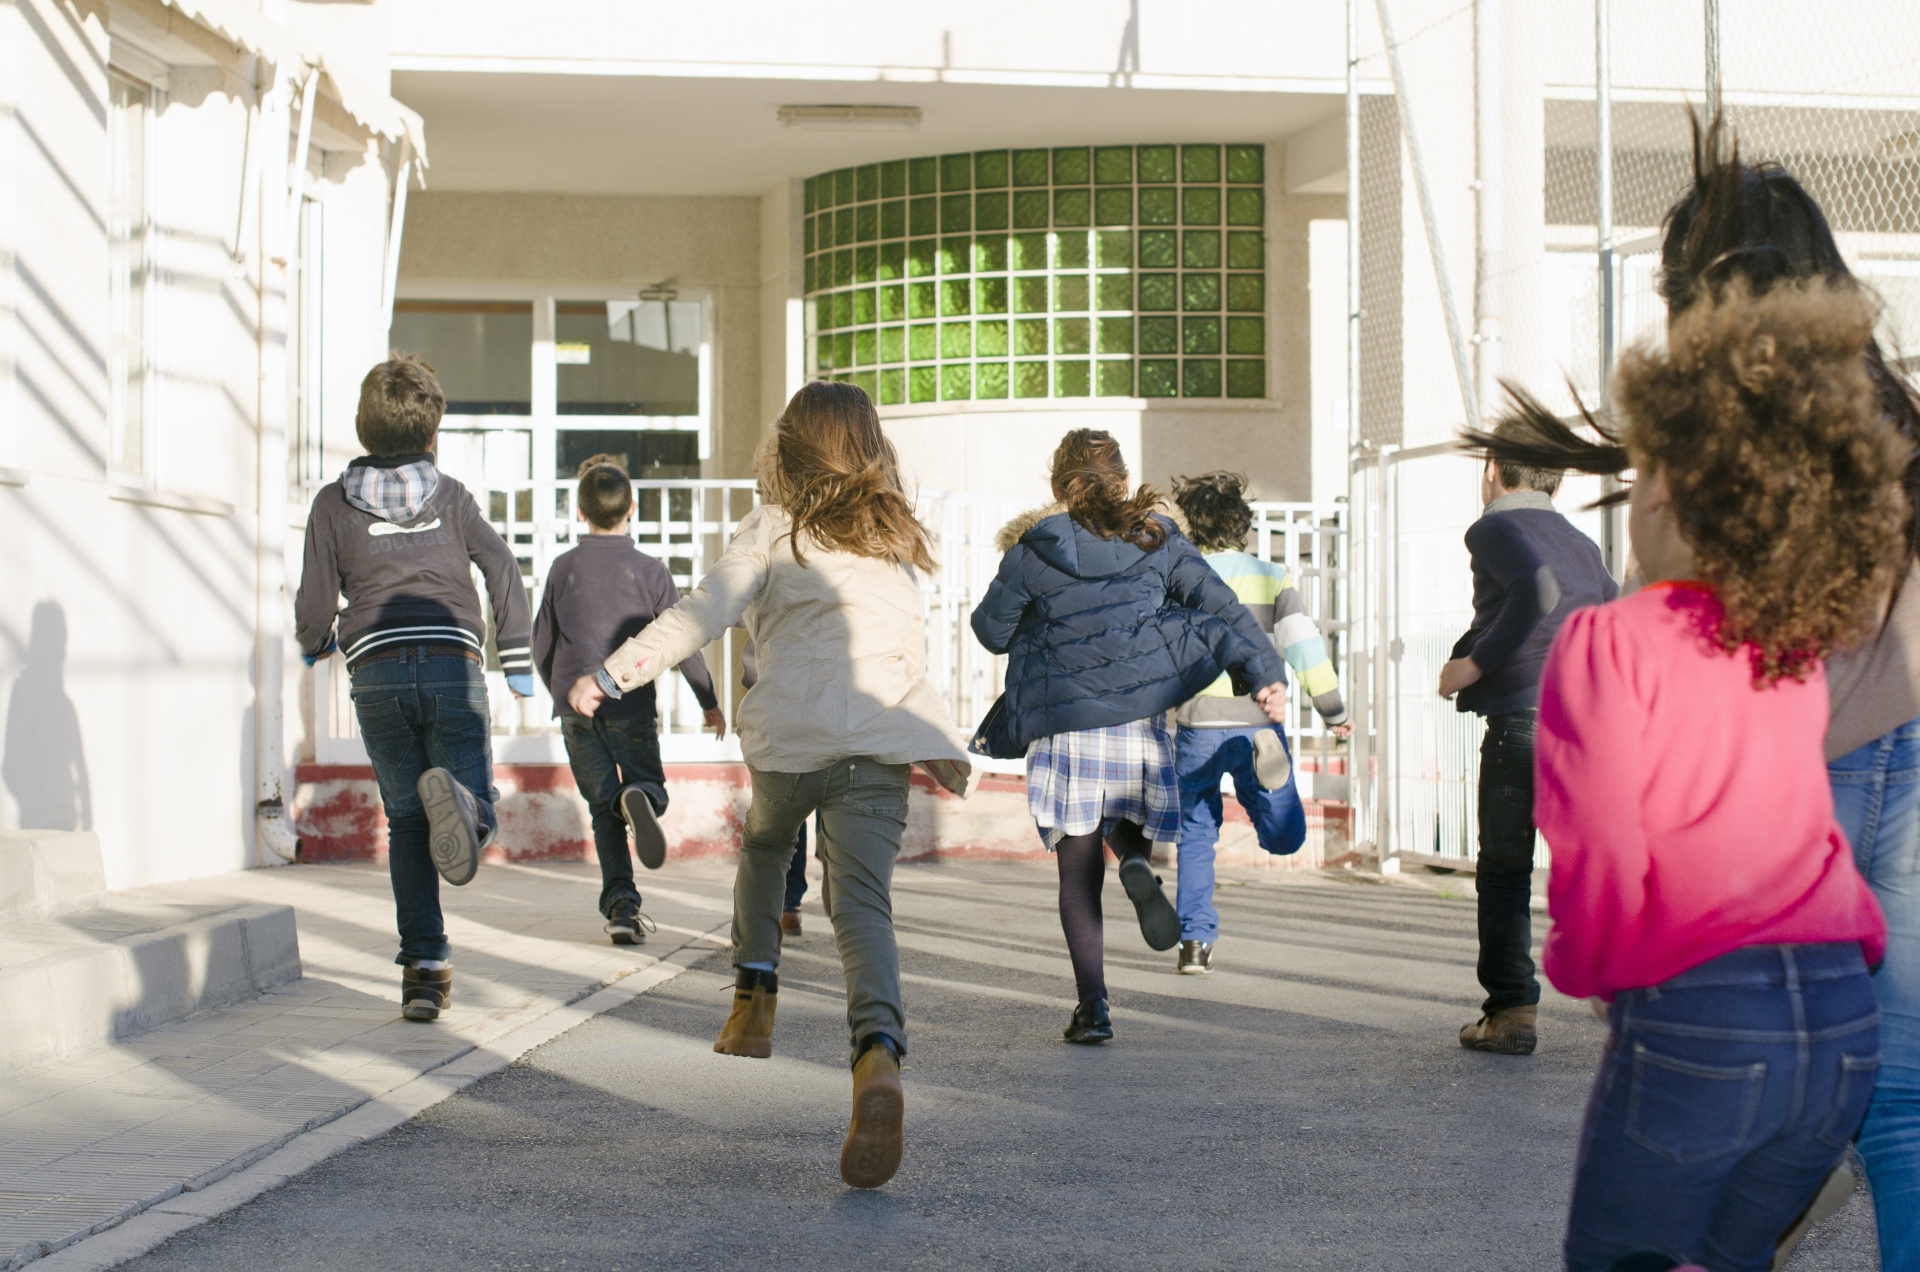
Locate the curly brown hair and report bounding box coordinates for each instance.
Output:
[1172,471,1253,552]
[1618,279,1911,682]
[1051,429,1166,551]
[755,380,936,572]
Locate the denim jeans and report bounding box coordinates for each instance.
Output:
[559,713,668,917]
[1563,943,1881,1272]
[1829,716,1920,1272]
[349,648,499,965]
[734,758,911,1057]
[1476,710,1541,1014]
[1174,724,1307,943]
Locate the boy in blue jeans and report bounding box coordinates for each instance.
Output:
[295,354,533,1022]
[533,457,724,944]
[1169,473,1351,974]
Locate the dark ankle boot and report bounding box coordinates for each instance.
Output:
[1063,998,1113,1044]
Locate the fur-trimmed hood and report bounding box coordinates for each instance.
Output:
[992,500,1190,553]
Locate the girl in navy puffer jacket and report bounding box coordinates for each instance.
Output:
[971,430,1286,1044]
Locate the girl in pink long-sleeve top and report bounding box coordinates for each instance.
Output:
[1493,280,1904,1272]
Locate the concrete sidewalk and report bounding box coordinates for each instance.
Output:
[0,861,737,1270]
[74,864,1886,1271]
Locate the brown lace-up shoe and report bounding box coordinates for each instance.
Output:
[839,1037,905,1189]
[401,964,452,1022]
[1459,1005,1538,1055]
[781,908,803,937]
[713,967,778,1057]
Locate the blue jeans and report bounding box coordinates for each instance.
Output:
[1563,943,1881,1272]
[560,714,668,917]
[1829,716,1920,1272]
[349,648,499,965]
[1174,725,1306,943]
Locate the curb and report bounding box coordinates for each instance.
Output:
[11,923,729,1272]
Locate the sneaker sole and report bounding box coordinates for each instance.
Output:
[401,1000,442,1022]
[1252,730,1293,791]
[1178,964,1212,976]
[417,769,480,886]
[606,924,640,946]
[620,787,668,871]
[839,1081,904,1188]
[1118,858,1183,951]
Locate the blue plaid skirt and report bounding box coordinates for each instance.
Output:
[1026,715,1179,849]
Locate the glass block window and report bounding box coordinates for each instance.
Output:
[803,145,1266,403]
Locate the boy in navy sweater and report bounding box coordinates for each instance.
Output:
[296,354,533,1023]
[533,457,724,944]
[1439,425,1616,1056]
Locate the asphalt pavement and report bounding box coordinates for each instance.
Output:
[110,862,1879,1272]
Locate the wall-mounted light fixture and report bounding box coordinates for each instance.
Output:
[777,105,921,131]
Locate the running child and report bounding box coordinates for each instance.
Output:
[531,454,726,945]
[295,353,532,1022]
[972,431,1285,1044]
[1518,281,1900,1271]
[1167,471,1351,976]
[567,381,971,1191]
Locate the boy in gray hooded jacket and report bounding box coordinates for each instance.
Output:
[295,354,532,1022]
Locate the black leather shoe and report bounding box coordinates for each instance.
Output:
[1063,998,1113,1045]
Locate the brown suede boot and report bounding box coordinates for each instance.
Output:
[401,964,452,1022]
[839,1037,904,1189]
[1458,1005,1538,1055]
[713,967,778,1058]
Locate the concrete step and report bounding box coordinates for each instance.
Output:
[0,901,301,1074]
[0,831,107,920]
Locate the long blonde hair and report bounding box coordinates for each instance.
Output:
[755,381,937,571]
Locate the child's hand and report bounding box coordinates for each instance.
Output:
[1437,657,1483,699]
[1253,682,1288,723]
[568,673,606,717]
[703,708,727,740]
[506,674,534,699]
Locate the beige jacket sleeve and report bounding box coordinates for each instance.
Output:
[602,508,772,692]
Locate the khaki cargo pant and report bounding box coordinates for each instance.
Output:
[734,757,911,1056]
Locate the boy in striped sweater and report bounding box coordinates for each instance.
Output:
[1169,473,1350,974]
[295,354,533,1022]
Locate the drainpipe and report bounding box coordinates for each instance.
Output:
[255,61,299,863]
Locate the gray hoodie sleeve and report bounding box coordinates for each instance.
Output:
[294,494,342,659]
[458,489,533,675]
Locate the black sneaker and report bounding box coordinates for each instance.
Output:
[619,785,668,870]
[1063,998,1113,1045]
[604,897,656,946]
[1117,857,1182,951]
[1177,940,1214,975]
[417,768,481,886]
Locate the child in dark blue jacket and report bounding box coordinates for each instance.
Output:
[972,429,1285,1045]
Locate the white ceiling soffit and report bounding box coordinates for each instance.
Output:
[321,57,431,167]
[155,0,302,68]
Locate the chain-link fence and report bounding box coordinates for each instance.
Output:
[1346,0,1920,866]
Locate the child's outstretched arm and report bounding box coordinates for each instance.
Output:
[574,510,773,716]
[1535,606,1651,1001]
[1272,576,1348,728]
[461,492,534,696]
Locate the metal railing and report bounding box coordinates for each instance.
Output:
[312,484,1350,770]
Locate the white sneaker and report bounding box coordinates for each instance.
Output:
[1252,730,1292,791]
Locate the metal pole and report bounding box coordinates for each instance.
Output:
[1704,0,1722,119]
[1474,0,1501,413]
[1375,0,1481,432]
[1376,445,1395,861]
[1596,0,1620,575]
[1346,0,1372,857]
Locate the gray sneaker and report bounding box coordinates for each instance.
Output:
[620,785,668,870]
[417,768,481,886]
[1252,730,1292,791]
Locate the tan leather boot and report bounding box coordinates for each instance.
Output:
[713,968,777,1058]
[1458,1004,1538,1055]
[839,1038,905,1189]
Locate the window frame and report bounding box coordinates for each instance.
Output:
[106,64,165,484]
